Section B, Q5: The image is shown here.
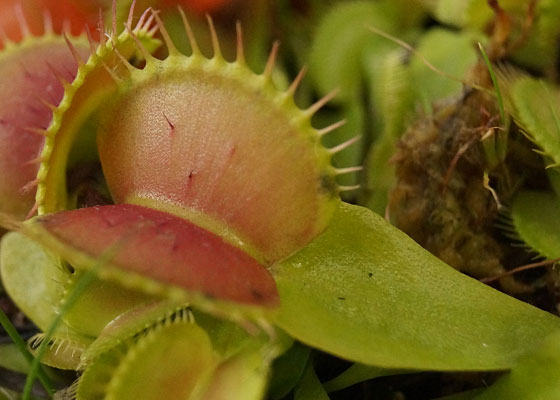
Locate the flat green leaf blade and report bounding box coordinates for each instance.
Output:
[511,190,560,259]
[199,345,271,400]
[410,28,479,109]
[473,330,560,399]
[0,232,68,331]
[293,361,330,400]
[268,342,311,400]
[509,78,560,166]
[272,203,560,370]
[0,344,28,374]
[323,363,405,393]
[308,0,422,102]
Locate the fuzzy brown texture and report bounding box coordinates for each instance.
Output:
[388,89,529,293]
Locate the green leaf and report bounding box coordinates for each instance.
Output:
[272,202,560,370]
[0,232,69,331]
[511,191,560,259]
[0,344,29,374]
[293,361,330,400]
[366,47,414,141]
[88,322,217,400]
[361,48,414,214]
[0,231,138,369]
[323,363,406,393]
[410,28,479,110]
[506,77,560,167]
[472,330,560,399]
[309,1,422,102]
[268,342,311,400]
[198,344,271,400]
[78,303,283,400]
[434,0,527,29]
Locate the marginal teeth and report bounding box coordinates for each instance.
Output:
[305,89,339,116]
[113,44,137,72]
[286,66,307,97]
[14,4,31,38]
[334,166,363,175]
[206,15,223,61]
[318,119,346,137]
[235,22,246,65]
[125,23,154,65]
[263,41,280,79]
[102,62,123,83]
[152,10,179,56]
[63,34,86,66]
[338,184,361,193]
[43,10,54,34]
[328,135,361,154]
[178,7,201,56]
[24,126,49,136]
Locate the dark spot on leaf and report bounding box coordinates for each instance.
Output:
[251,289,265,301]
[319,173,337,196]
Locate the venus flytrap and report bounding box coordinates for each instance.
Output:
[496,72,560,264]
[2,1,560,399]
[0,12,90,220]
[308,1,425,195]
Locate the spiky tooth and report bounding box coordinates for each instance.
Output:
[111,0,118,39]
[43,10,54,34]
[97,9,107,47]
[328,135,361,154]
[124,24,154,65]
[152,10,179,56]
[61,19,72,36]
[334,166,363,175]
[235,21,246,65]
[23,155,45,166]
[20,178,40,194]
[37,96,58,111]
[318,119,346,137]
[338,184,361,192]
[286,67,307,97]
[25,202,39,220]
[126,0,138,30]
[178,7,201,56]
[206,15,223,61]
[305,89,339,116]
[112,45,137,72]
[135,4,151,31]
[14,4,31,38]
[63,34,86,66]
[263,41,280,79]
[24,126,49,136]
[85,26,96,54]
[102,62,123,83]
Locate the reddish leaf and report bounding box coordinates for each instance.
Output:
[35,204,279,307]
